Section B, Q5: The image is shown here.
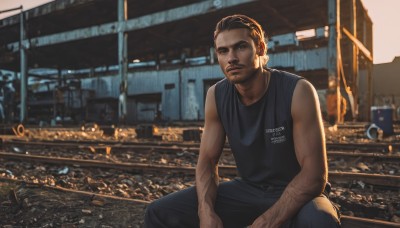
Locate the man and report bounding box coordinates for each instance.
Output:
[145,14,340,227]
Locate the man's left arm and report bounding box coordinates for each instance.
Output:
[252,79,327,227]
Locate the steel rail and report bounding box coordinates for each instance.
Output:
[0,177,149,204]
[4,137,400,152]
[341,215,400,228]
[329,172,400,188]
[3,140,400,161]
[326,143,398,152]
[1,152,399,188]
[328,151,400,160]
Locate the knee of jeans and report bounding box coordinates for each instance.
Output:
[294,209,340,227]
[144,200,183,227]
[145,201,161,219]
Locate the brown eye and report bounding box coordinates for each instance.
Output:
[217,49,228,55]
[238,43,248,50]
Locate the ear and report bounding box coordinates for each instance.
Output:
[257,42,266,56]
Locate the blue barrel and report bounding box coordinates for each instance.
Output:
[371,106,394,135]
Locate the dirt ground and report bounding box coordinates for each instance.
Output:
[0,181,147,227]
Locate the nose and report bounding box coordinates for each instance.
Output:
[227,51,239,65]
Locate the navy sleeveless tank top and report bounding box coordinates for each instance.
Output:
[215,69,303,186]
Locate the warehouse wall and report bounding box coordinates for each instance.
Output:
[79,59,336,123]
[81,76,121,98]
[128,69,180,122]
[78,65,224,122]
[268,47,328,71]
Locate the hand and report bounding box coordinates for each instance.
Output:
[199,212,224,228]
[251,213,282,228]
[251,214,269,228]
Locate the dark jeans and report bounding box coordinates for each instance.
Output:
[145,179,341,228]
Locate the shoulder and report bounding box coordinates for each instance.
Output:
[269,68,303,82]
[269,69,304,111]
[269,69,303,94]
[206,80,226,105]
[214,78,229,90]
[293,79,317,97]
[291,79,320,118]
[214,78,232,101]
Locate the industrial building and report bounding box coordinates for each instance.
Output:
[2,2,400,227]
[370,57,400,120]
[0,0,373,125]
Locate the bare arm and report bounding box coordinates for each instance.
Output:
[196,85,226,227]
[252,79,327,227]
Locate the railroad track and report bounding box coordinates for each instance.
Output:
[1,152,399,188]
[1,153,399,226]
[3,138,400,158]
[3,139,400,176]
[3,140,400,173]
[3,137,399,152]
[1,136,400,226]
[0,177,398,228]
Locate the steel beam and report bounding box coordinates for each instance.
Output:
[118,0,128,124]
[0,0,97,27]
[351,0,359,120]
[7,0,255,52]
[19,9,27,123]
[327,0,341,124]
[0,6,23,14]
[342,27,372,62]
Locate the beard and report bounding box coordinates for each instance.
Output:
[226,68,259,85]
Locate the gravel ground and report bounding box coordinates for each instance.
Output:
[0,123,399,226]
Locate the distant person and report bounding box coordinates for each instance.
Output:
[145,14,340,227]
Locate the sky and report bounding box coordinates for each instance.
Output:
[0,0,399,64]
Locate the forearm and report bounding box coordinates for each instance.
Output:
[196,160,219,217]
[261,171,326,226]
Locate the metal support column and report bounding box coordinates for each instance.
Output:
[367,19,373,121]
[351,0,359,120]
[367,62,372,121]
[118,0,128,124]
[327,0,341,124]
[19,7,27,123]
[209,46,215,65]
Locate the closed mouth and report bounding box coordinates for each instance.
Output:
[227,66,242,72]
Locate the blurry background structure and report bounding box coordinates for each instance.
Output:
[0,0,380,125]
[371,57,400,114]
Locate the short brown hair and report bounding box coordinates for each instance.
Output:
[214,14,268,63]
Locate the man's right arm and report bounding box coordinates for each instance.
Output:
[196,85,226,227]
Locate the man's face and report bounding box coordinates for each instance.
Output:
[215,28,261,84]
